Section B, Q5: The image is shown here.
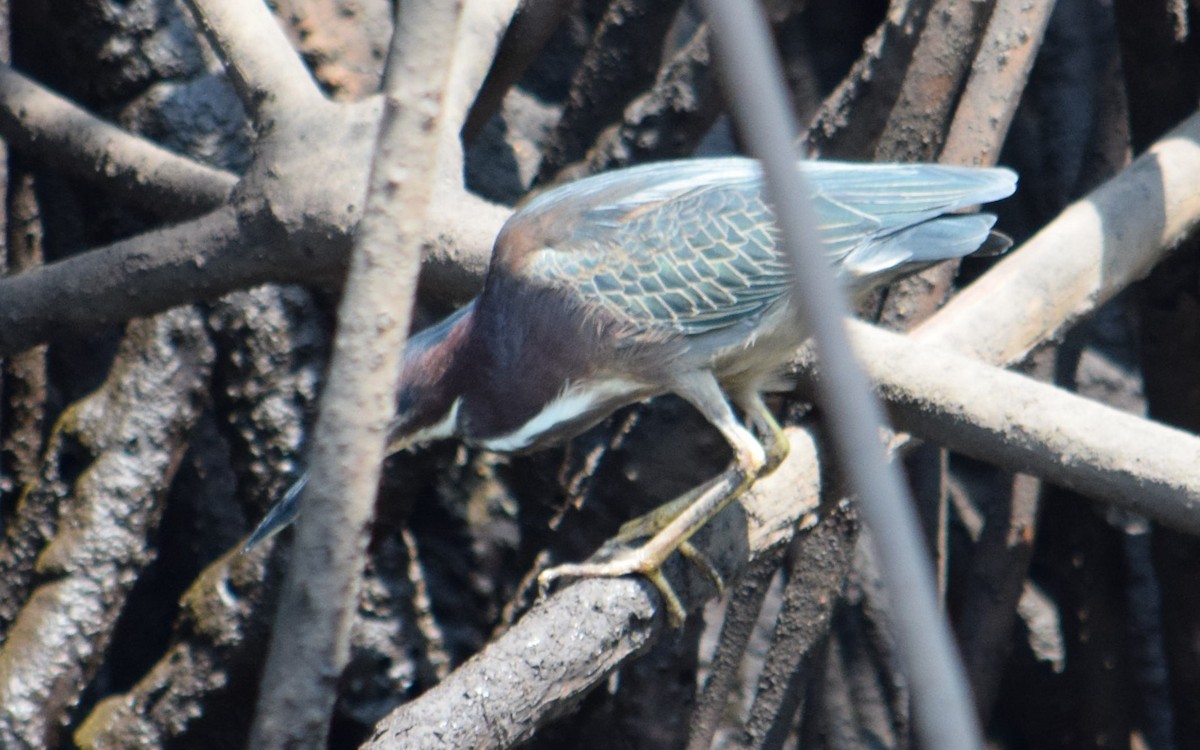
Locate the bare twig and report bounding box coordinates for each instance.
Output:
[184,0,326,117]
[0,65,236,219]
[248,1,465,746]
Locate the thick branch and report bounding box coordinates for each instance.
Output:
[0,308,213,749]
[0,65,236,219]
[914,109,1200,364]
[852,323,1200,533]
[0,207,287,357]
[184,0,325,118]
[0,152,504,358]
[367,429,826,749]
[876,0,996,162]
[248,1,465,746]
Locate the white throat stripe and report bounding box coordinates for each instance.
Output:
[479,379,640,452]
[403,397,462,449]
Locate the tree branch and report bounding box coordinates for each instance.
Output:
[939,0,1057,166]
[572,21,722,180]
[367,428,826,750]
[0,308,213,749]
[0,0,513,357]
[0,64,236,219]
[0,207,273,357]
[461,0,570,143]
[914,109,1200,364]
[852,323,1200,533]
[535,0,687,182]
[876,0,996,163]
[184,0,326,118]
[248,0,466,746]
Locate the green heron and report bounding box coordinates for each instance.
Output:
[248,157,1016,623]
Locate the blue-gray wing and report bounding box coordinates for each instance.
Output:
[518,158,1015,336]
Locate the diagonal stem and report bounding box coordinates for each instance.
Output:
[0,64,236,218]
[247,0,466,746]
[184,0,326,120]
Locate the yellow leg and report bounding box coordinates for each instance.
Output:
[539,462,756,625]
[606,391,787,546]
[737,391,790,475]
[539,373,769,626]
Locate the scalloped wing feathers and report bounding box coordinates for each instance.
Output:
[497,158,1016,336]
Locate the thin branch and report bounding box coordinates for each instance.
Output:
[741,507,858,750]
[574,22,722,179]
[686,545,786,750]
[535,0,687,182]
[804,0,932,159]
[939,0,1057,166]
[462,0,571,143]
[184,0,326,118]
[430,0,522,222]
[248,0,465,746]
[0,65,236,219]
[440,0,525,141]
[954,470,1042,721]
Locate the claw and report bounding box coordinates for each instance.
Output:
[538,552,689,627]
[678,540,725,594]
[537,459,758,627]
